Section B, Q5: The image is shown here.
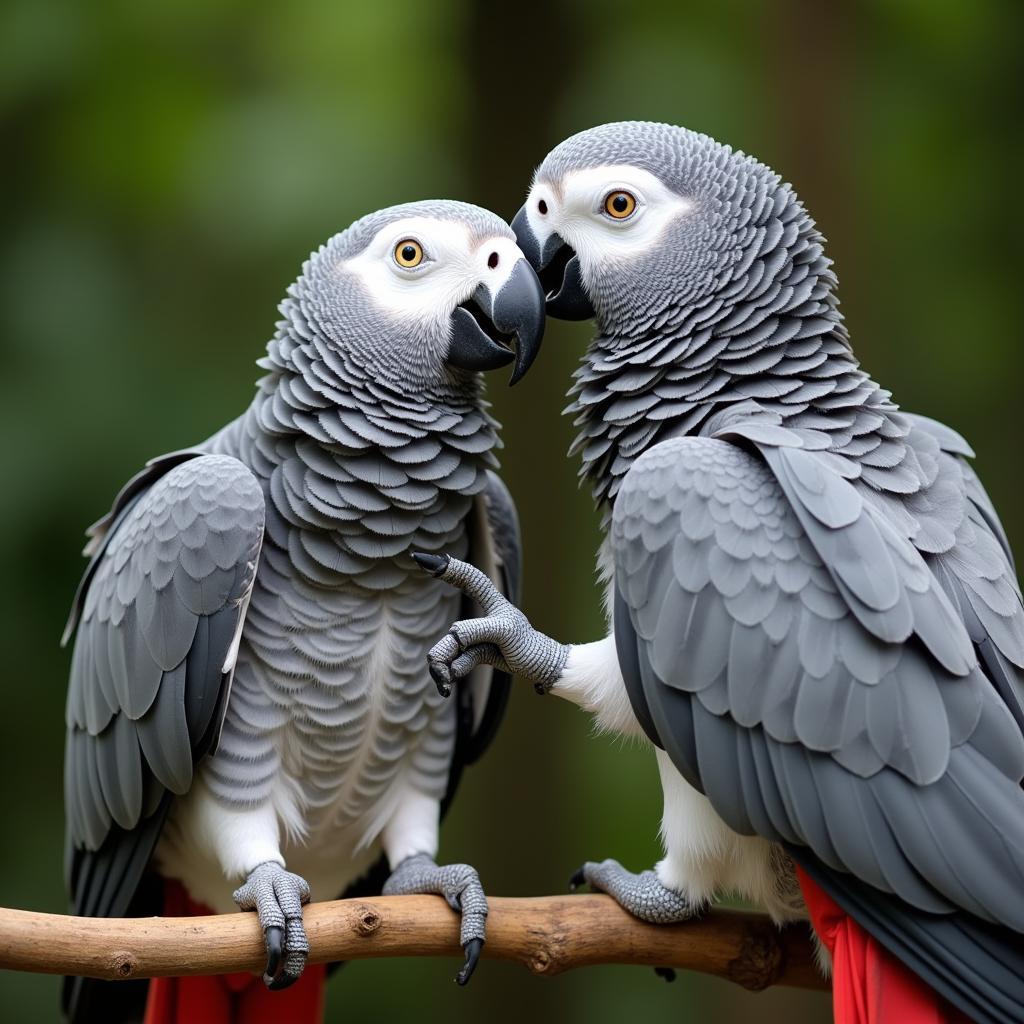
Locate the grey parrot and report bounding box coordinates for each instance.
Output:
[61,200,546,1023]
[421,123,1024,1024]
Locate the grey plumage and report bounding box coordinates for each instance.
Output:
[613,434,1024,925]
[66,454,264,871]
[503,122,1024,1021]
[551,124,1024,1018]
[62,200,532,1020]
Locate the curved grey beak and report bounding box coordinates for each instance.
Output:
[511,205,594,321]
[447,258,546,385]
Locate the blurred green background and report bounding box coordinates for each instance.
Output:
[1,1,1021,1021]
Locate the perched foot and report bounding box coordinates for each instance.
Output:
[570,858,696,924]
[233,861,312,989]
[384,853,488,985]
[412,552,569,696]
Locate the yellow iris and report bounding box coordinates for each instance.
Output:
[604,191,637,219]
[394,239,424,268]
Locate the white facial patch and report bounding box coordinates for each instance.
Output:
[525,165,692,275]
[342,217,525,323]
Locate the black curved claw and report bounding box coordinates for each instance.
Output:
[654,966,677,983]
[268,968,301,992]
[456,937,484,986]
[568,866,586,891]
[262,925,284,986]
[411,551,450,577]
[429,662,453,698]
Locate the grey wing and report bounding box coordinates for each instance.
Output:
[62,448,204,645]
[450,469,521,778]
[905,413,1024,735]
[63,453,265,918]
[611,436,1024,930]
[906,412,1017,575]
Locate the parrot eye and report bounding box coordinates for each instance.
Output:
[604,190,637,220]
[393,239,424,268]
[537,199,548,215]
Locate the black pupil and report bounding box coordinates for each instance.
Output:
[612,194,629,213]
[538,199,548,214]
[401,244,417,262]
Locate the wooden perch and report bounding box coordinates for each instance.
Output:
[0,895,827,992]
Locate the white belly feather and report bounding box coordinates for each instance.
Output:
[553,545,805,923]
[155,600,451,912]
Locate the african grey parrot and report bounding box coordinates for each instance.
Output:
[419,123,1024,1024]
[61,200,545,1023]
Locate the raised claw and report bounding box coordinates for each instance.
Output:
[411,551,509,614]
[411,551,450,577]
[448,615,512,649]
[451,643,508,679]
[428,632,462,697]
[418,551,569,692]
[430,660,453,698]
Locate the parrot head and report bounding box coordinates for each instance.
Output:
[286,200,546,388]
[512,122,813,341]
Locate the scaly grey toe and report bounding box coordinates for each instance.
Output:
[233,861,312,988]
[574,858,695,924]
[383,853,488,984]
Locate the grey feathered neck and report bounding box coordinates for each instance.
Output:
[562,123,907,512]
[210,290,499,592]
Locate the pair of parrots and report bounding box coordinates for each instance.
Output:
[62,122,1024,1024]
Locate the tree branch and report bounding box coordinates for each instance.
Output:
[0,895,826,992]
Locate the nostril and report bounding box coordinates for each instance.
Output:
[487,251,499,270]
[538,200,548,215]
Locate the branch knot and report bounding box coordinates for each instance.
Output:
[110,951,138,978]
[352,905,382,936]
[726,920,784,991]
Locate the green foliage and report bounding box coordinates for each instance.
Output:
[1,2,1019,1020]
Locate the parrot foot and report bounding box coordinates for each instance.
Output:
[569,858,696,925]
[233,861,312,989]
[414,551,569,694]
[383,852,488,985]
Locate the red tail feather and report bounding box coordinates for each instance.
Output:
[796,867,969,1024]
[142,881,326,1024]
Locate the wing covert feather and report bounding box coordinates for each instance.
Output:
[64,453,265,922]
[612,435,1024,931]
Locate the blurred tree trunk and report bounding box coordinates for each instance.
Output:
[770,0,864,355]
[460,3,581,219]
[447,4,595,1021]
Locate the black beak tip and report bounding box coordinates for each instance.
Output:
[492,259,546,386]
[544,255,594,321]
[511,207,594,323]
[446,252,545,383]
[508,326,542,386]
[510,205,536,264]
